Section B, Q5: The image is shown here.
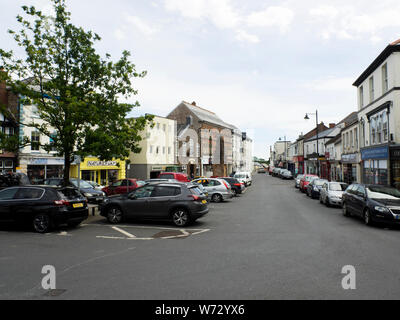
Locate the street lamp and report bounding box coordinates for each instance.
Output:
[305,110,319,177]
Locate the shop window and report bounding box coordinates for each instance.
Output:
[382,111,388,142]
[4,160,13,168]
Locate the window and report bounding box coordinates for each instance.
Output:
[152,186,180,197]
[163,124,166,132]
[31,131,40,151]
[377,114,382,144]
[371,117,376,144]
[133,186,155,199]
[149,146,153,154]
[156,146,159,154]
[382,111,388,141]
[360,120,365,148]
[156,123,160,130]
[14,188,44,200]
[163,147,165,154]
[369,77,374,102]
[382,63,388,93]
[354,128,358,149]
[50,132,57,151]
[168,147,171,155]
[359,86,364,107]
[350,131,353,148]
[0,188,18,200]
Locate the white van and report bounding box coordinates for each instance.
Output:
[234,172,252,187]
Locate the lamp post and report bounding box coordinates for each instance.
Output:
[305,110,320,177]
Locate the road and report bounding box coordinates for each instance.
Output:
[1,174,400,300]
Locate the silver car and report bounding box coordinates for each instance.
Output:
[192,178,233,203]
[319,182,349,207]
[281,170,293,180]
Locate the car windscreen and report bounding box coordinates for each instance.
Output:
[366,186,400,200]
[71,179,93,189]
[297,175,304,180]
[330,183,348,191]
[305,176,316,182]
[189,187,203,195]
[315,180,327,186]
[235,175,246,179]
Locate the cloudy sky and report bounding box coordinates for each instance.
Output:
[1,0,400,159]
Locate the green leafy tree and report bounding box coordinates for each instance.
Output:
[0,0,153,185]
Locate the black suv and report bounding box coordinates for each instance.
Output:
[99,182,209,227]
[0,186,89,233]
[342,184,400,226]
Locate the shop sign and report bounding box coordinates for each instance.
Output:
[87,161,118,167]
[342,153,359,163]
[151,166,165,171]
[30,158,65,165]
[361,146,389,160]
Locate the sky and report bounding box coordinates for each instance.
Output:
[1,0,400,159]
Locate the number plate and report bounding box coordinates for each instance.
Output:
[202,200,207,204]
[73,203,84,208]
[396,215,400,220]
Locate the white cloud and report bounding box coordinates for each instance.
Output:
[164,0,239,29]
[126,15,158,36]
[114,28,126,41]
[304,77,355,92]
[246,6,295,33]
[235,30,260,44]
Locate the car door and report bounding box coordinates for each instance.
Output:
[0,188,19,221]
[321,183,328,201]
[352,185,367,217]
[124,185,155,219]
[345,185,357,212]
[147,186,180,218]
[12,188,46,222]
[115,180,130,195]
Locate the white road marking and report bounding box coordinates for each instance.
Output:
[96,236,153,240]
[111,226,136,238]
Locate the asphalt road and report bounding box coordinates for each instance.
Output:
[1,174,400,300]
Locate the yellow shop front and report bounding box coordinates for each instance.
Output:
[70,157,126,186]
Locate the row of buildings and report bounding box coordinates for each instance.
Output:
[271,38,400,189]
[1,87,253,185]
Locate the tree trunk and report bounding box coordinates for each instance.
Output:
[63,153,70,187]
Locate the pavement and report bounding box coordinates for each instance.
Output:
[1,174,400,300]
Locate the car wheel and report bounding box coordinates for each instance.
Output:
[172,209,190,227]
[325,197,330,207]
[107,206,123,224]
[364,209,373,226]
[319,195,323,204]
[342,202,350,217]
[233,189,238,197]
[33,214,52,233]
[212,194,223,203]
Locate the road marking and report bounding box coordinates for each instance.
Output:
[111,226,136,238]
[96,236,153,240]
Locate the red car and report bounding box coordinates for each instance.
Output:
[102,179,145,196]
[299,174,318,193]
[158,172,190,182]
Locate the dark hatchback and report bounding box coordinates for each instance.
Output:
[0,186,88,233]
[220,177,243,196]
[99,182,209,227]
[306,179,329,199]
[342,184,400,226]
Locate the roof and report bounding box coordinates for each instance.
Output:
[305,127,336,142]
[353,39,400,87]
[182,101,236,130]
[325,133,341,146]
[338,112,358,127]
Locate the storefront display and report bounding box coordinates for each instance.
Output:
[70,157,126,186]
[25,157,64,185]
[390,146,400,190]
[361,146,389,185]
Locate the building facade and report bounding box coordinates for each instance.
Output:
[353,38,400,187]
[127,115,177,180]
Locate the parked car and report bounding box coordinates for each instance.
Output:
[342,184,400,226]
[99,182,208,227]
[257,167,266,174]
[158,172,190,182]
[0,186,88,233]
[280,170,293,180]
[85,180,106,191]
[306,179,329,198]
[319,182,348,207]
[294,174,304,188]
[102,179,145,196]
[0,172,30,191]
[145,179,179,183]
[268,167,275,175]
[192,178,233,202]
[234,172,252,187]
[44,178,105,203]
[272,168,281,177]
[299,174,318,193]
[220,177,245,196]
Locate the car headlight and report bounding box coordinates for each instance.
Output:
[374,206,390,213]
[102,192,106,197]
[84,193,93,197]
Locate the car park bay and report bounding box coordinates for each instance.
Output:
[2,174,400,299]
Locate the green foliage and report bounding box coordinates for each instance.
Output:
[0,0,153,181]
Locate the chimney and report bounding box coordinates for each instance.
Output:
[191,101,196,106]
[329,123,335,128]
